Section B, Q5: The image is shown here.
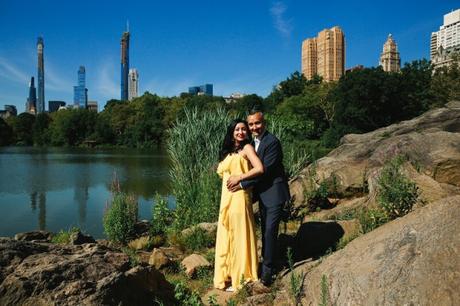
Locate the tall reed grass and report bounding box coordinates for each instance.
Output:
[168,107,232,230]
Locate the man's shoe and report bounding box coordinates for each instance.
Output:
[260,273,273,287]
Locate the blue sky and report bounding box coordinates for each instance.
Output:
[0,0,458,113]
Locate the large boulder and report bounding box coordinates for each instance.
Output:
[276,195,460,305]
[290,101,460,210]
[0,239,175,305]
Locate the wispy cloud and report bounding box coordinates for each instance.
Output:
[270,1,293,38]
[45,63,73,93]
[95,59,119,99]
[0,57,29,84]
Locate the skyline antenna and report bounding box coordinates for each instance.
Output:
[127,20,129,32]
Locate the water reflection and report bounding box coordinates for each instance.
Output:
[0,147,171,238]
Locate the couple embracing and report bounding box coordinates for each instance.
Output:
[214,111,290,292]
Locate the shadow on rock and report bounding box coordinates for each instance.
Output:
[278,221,345,267]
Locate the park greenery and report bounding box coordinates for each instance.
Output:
[1,59,458,150]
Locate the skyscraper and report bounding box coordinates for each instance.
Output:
[301,26,345,82]
[431,9,460,69]
[128,68,139,101]
[26,76,37,114]
[379,34,401,72]
[37,37,45,113]
[120,28,130,101]
[188,84,213,96]
[73,66,88,108]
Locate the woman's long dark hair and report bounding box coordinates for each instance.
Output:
[218,119,252,161]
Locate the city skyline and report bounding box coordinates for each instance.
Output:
[0,0,458,113]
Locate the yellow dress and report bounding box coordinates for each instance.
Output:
[214,153,259,290]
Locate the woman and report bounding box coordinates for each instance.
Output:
[214,119,264,292]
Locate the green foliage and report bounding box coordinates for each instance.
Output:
[377,156,419,219]
[358,207,388,234]
[8,112,35,145]
[173,281,203,306]
[287,247,304,304]
[32,113,51,145]
[168,107,231,230]
[430,57,460,108]
[207,294,218,306]
[122,246,140,267]
[319,274,329,306]
[0,118,14,146]
[151,193,173,236]
[51,227,80,244]
[103,190,138,244]
[179,227,216,252]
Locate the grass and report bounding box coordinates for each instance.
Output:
[287,247,304,305]
[51,227,80,244]
[318,274,329,306]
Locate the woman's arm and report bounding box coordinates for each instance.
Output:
[227,144,264,188]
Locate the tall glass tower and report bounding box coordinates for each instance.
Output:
[37,37,45,113]
[120,28,130,101]
[73,66,88,108]
[26,76,37,114]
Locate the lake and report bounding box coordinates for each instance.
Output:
[0,147,172,238]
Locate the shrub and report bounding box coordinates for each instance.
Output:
[151,193,174,236]
[179,227,216,252]
[287,247,304,304]
[51,227,80,244]
[377,156,419,219]
[103,192,138,244]
[173,281,203,306]
[358,208,388,234]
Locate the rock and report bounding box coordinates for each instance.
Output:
[14,230,52,242]
[148,248,170,269]
[289,103,460,211]
[181,254,211,277]
[128,236,150,250]
[278,195,460,305]
[70,230,96,245]
[181,222,217,237]
[0,238,175,305]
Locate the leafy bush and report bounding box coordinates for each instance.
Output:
[179,227,216,252]
[377,156,419,219]
[151,193,174,236]
[358,208,388,234]
[103,192,138,244]
[173,281,203,306]
[51,227,80,244]
[319,274,329,306]
[287,247,304,304]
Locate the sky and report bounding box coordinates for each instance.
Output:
[0,0,458,113]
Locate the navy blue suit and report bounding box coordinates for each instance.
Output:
[241,131,290,278]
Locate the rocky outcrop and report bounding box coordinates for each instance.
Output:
[181,254,211,277]
[0,239,175,305]
[290,101,460,211]
[276,195,460,306]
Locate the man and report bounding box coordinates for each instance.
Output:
[227,111,290,286]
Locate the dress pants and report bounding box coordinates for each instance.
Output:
[259,199,283,277]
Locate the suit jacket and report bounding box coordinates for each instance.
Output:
[241,131,290,206]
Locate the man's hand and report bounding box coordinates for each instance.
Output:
[227,175,242,192]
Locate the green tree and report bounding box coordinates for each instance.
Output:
[8,112,35,145]
[33,113,51,145]
[0,117,14,146]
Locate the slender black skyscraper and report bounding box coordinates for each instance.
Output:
[37,37,45,113]
[120,25,130,101]
[26,76,37,114]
